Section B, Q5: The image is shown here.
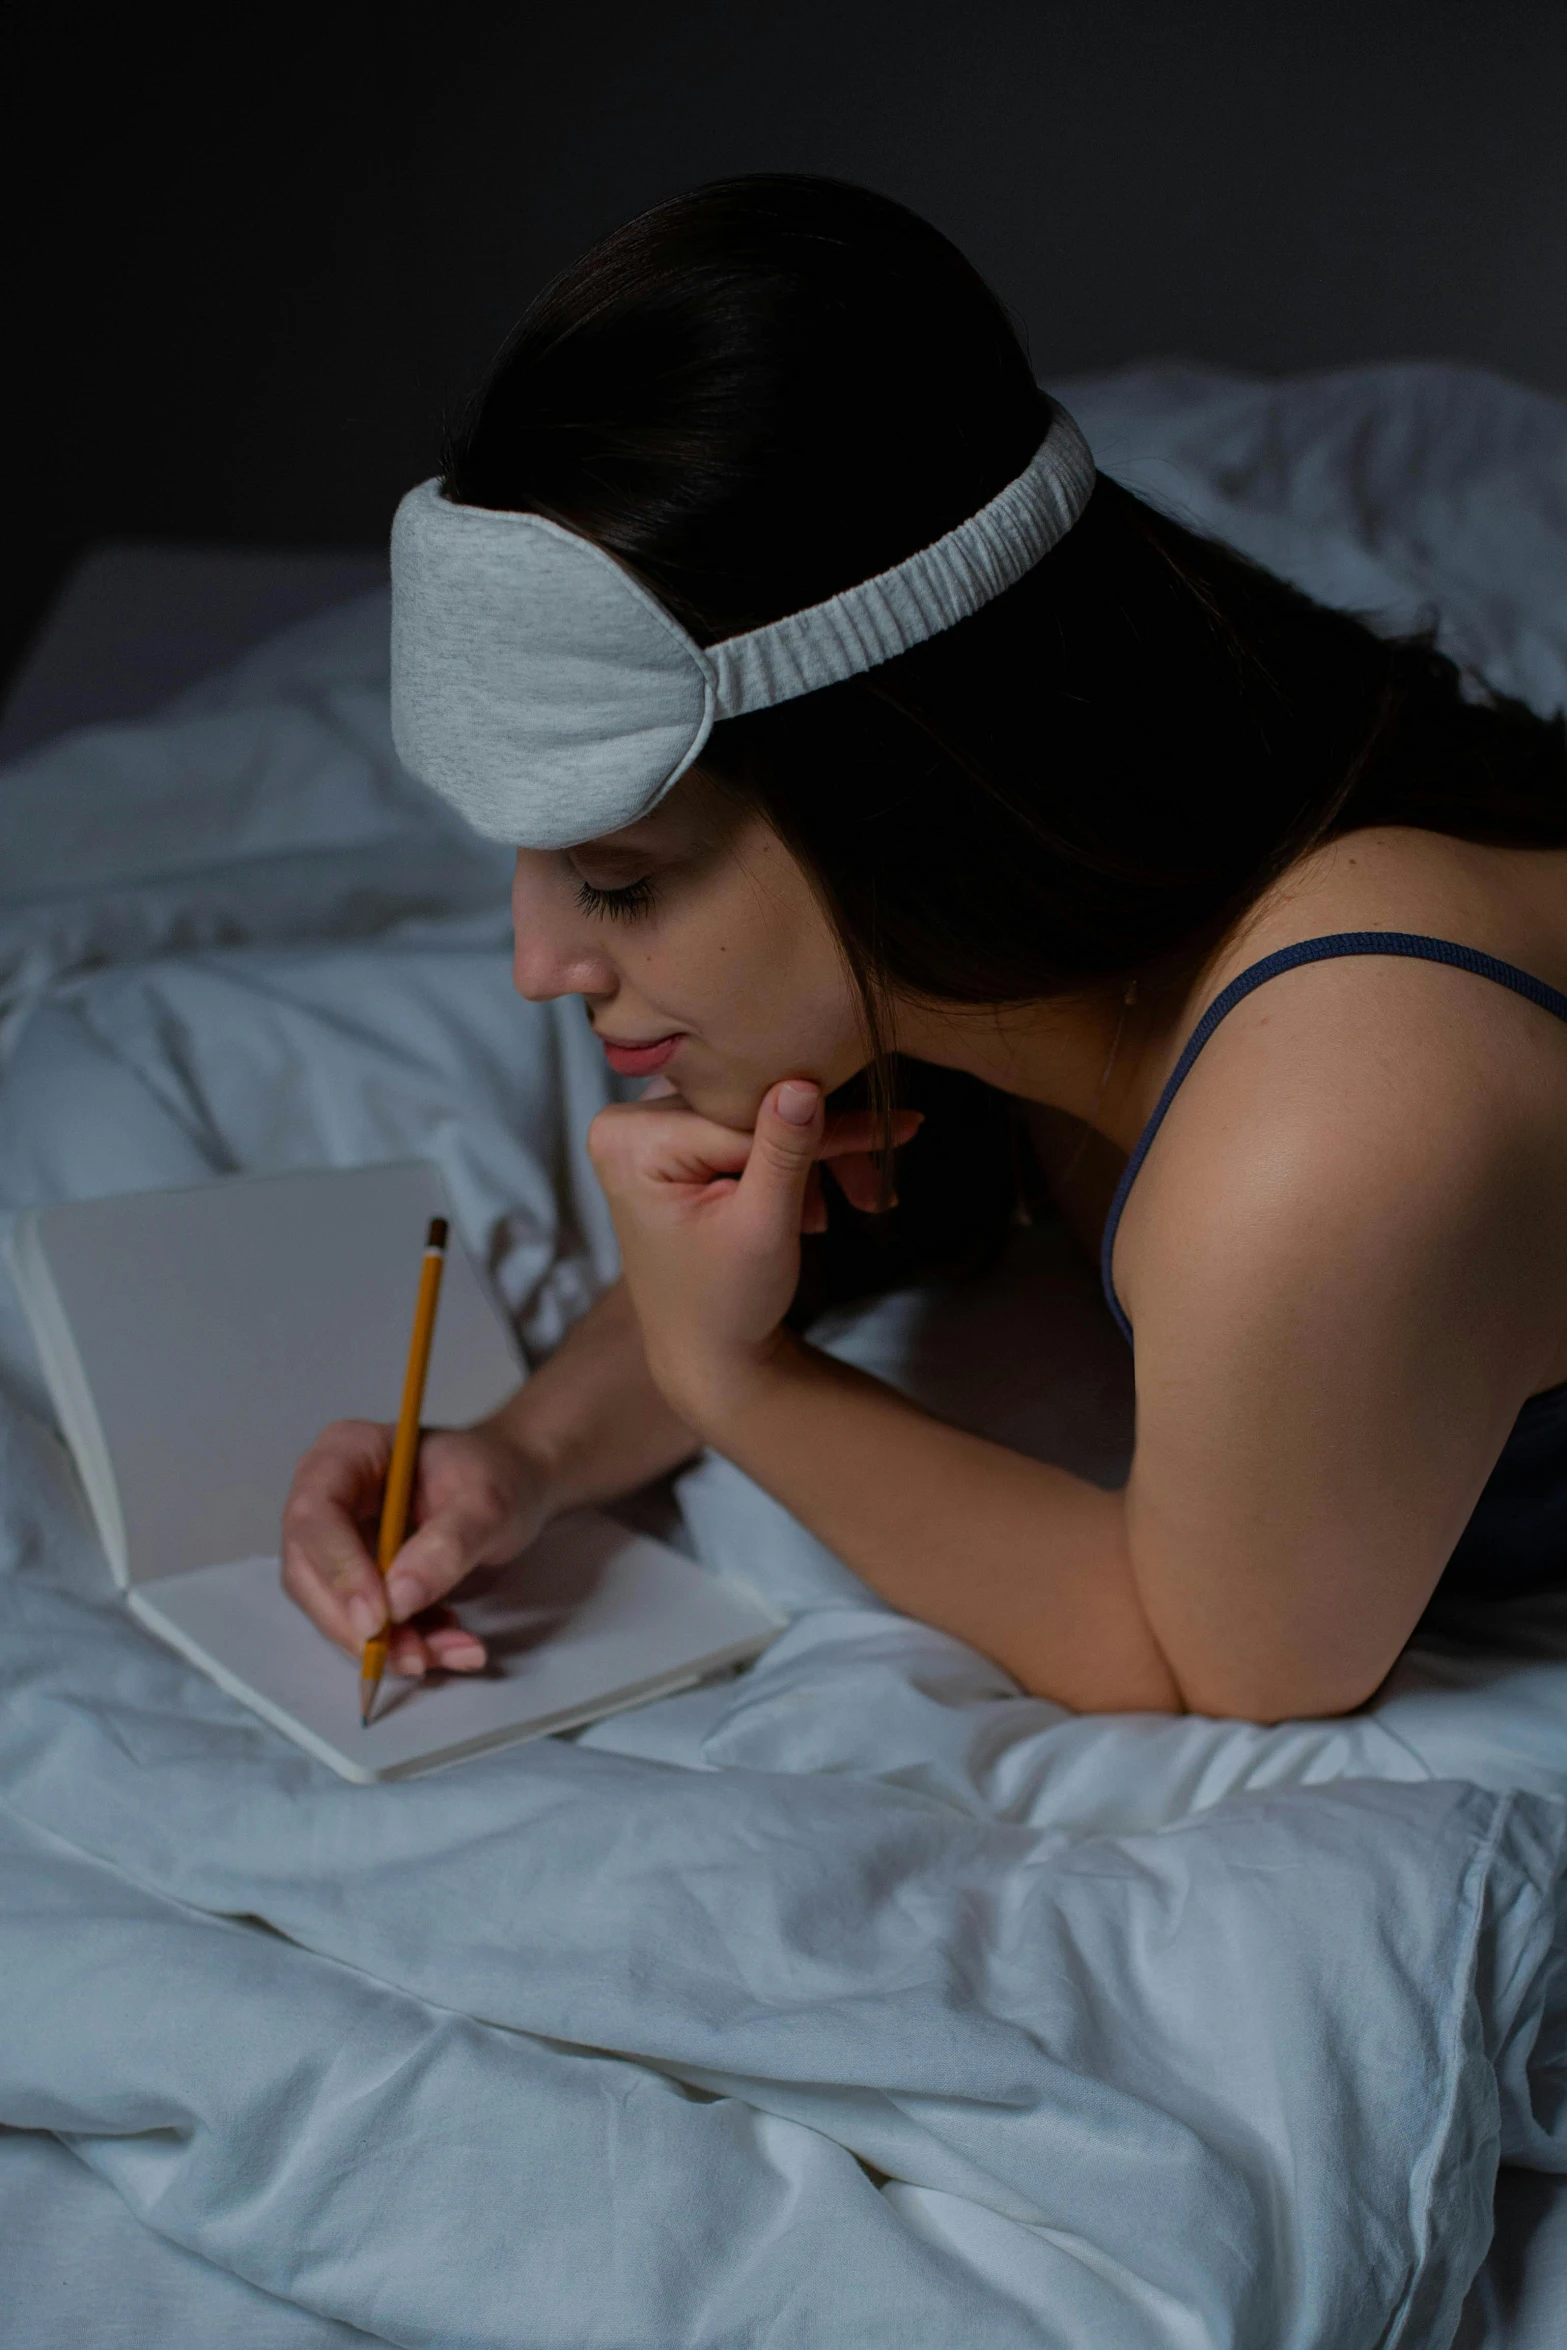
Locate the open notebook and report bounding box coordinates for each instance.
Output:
[8,1159,781,1782]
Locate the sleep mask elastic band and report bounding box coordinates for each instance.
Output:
[390,396,1095,852]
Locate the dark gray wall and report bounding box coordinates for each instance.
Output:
[8,0,1565,688]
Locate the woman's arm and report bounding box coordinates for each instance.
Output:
[486,1275,702,1515]
[590,1080,1181,1711]
[589,1035,1567,1722]
[697,1336,1180,1711]
[280,1277,699,1672]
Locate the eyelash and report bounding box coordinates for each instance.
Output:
[574,874,657,922]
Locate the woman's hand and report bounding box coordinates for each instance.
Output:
[587,1081,920,1429]
[280,1417,549,1677]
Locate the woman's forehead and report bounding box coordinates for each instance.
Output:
[579,771,742,858]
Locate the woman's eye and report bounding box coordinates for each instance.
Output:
[573,873,657,921]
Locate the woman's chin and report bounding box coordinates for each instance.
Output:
[673,1071,770,1131]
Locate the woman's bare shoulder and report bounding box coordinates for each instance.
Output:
[1120,921,1567,1352]
[1239,825,1567,993]
[1122,825,1567,1281]
[1110,901,1567,1715]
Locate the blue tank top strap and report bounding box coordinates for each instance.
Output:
[1099,929,1567,1343]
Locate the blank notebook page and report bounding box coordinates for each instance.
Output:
[138,1511,771,1777]
[32,1159,521,1584]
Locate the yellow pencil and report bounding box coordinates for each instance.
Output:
[360,1216,448,1726]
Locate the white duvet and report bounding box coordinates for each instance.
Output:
[2,363,1566,2350]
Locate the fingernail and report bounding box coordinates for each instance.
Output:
[385,1572,420,1620]
[346,1594,381,1645]
[446,1638,486,1668]
[777,1081,819,1126]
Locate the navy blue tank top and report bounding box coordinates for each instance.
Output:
[1099,931,1567,1604]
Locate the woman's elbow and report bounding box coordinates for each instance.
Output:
[1168,1657,1386,1725]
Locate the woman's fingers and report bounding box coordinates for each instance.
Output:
[421,1615,488,1669]
[588,1100,921,1256]
[817,1108,923,1162]
[382,1503,494,1622]
[280,1420,394,1654]
[591,1099,921,1191]
[282,1420,534,1674]
[735,1081,825,1241]
[590,1099,754,1187]
[826,1149,892,1213]
[385,1429,547,1613]
[743,1089,919,1238]
[820,1114,921,1213]
[388,1606,487,1679]
[585,1086,927,1421]
[374,1424,552,1671]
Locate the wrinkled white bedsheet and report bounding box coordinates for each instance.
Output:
[3,363,1567,2350]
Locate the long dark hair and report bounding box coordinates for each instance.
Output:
[446,174,1567,1299]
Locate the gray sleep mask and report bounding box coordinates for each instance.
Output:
[390,396,1095,852]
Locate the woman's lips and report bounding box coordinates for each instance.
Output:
[597,1031,686,1077]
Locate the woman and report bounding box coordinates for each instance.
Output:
[281,175,1567,1722]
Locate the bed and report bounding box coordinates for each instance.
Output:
[1,363,1565,2349]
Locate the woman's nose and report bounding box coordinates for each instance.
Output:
[511,922,614,1003]
[510,852,618,1001]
